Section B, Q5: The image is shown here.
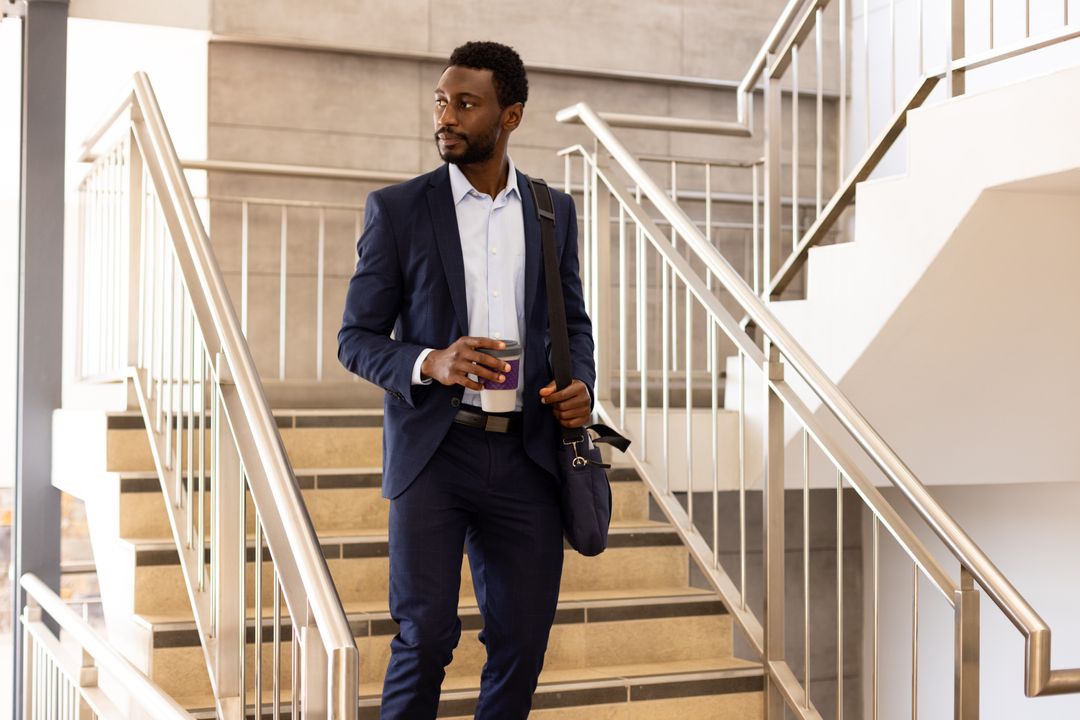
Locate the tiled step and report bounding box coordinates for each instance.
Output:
[116,467,652,540]
[105,410,384,473]
[151,593,753,715]
[128,525,691,618]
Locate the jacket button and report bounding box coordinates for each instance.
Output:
[450,397,460,407]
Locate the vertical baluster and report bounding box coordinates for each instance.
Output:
[241,200,249,335]
[1065,0,1070,26]
[816,9,824,218]
[739,351,747,608]
[292,624,300,719]
[154,200,165,413]
[210,361,219,633]
[164,260,176,469]
[1025,0,1031,37]
[76,185,86,379]
[837,468,844,720]
[198,347,207,592]
[581,155,591,311]
[618,203,627,428]
[803,429,811,709]
[187,307,195,548]
[684,282,693,531]
[918,0,925,76]
[255,517,264,719]
[180,297,190,528]
[912,562,919,720]
[950,0,967,96]
[279,206,288,380]
[989,0,995,49]
[711,315,719,569]
[661,257,670,494]
[791,44,800,251]
[839,0,848,184]
[239,470,248,709]
[890,0,897,112]
[669,162,678,370]
[752,163,760,296]
[873,516,880,720]
[762,340,786,717]
[563,152,571,194]
[864,0,871,147]
[316,208,326,381]
[704,163,712,247]
[636,191,648,462]
[273,572,282,720]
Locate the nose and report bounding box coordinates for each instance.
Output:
[436,103,457,128]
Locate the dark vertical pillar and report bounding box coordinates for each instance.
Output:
[9,0,68,715]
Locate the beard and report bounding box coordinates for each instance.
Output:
[435,121,499,165]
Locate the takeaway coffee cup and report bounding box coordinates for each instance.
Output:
[480,340,521,413]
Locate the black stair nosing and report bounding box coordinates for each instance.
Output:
[148,595,728,649]
[134,527,681,566]
[120,471,384,494]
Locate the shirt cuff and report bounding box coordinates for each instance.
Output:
[411,348,436,385]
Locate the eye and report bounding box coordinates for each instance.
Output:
[434,98,447,108]
[461,101,475,109]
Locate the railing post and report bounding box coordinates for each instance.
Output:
[949,0,966,96]
[762,340,786,718]
[592,145,614,404]
[955,567,980,719]
[763,54,783,301]
[126,129,144,369]
[301,621,329,719]
[213,358,244,710]
[75,649,97,720]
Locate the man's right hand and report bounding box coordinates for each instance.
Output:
[421,337,510,391]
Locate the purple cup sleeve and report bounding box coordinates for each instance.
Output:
[482,357,520,390]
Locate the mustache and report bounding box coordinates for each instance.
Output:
[435,128,466,141]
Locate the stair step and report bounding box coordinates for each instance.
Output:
[182,663,762,719]
[128,524,691,617]
[115,466,652,540]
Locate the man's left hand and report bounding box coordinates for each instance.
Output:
[539,379,591,429]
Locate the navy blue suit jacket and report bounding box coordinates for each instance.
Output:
[338,164,596,499]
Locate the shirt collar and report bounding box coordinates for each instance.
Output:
[448,156,519,205]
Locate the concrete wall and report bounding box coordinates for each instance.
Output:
[0,21,21,490]
[203,0,841,384]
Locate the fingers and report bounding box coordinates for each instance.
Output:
[463,336,506,351]
[541,380,589,405]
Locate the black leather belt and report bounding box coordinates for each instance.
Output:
[453,406,522,434]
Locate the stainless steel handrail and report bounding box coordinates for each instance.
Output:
[21,573,195,720]
[79,72,359,716]
[557,100,1080,698]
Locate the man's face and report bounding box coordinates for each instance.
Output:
[433,66,513,165]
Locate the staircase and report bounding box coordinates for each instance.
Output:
[66,408,762,718]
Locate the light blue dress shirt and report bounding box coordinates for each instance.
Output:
[411,157,527,411]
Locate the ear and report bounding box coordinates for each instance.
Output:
[502,102,524,132]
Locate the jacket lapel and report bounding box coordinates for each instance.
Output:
[519,170,543,325]
[426,166,470,335]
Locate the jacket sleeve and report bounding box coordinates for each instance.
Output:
[337,192,427,407]
[559,195,597,406]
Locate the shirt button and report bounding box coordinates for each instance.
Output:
[451,397,460,407]
[492,290,499,297]
[493,332,501,339]
[491,248,498,255]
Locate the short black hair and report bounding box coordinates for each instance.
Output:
[447,41,529,109]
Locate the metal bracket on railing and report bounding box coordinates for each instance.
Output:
[1,0,26,19]
[214,351,234,386]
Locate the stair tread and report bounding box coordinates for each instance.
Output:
[178,658,762,714]
[361,658,762,699]
[135,586,719,631]
[123,520,672,552]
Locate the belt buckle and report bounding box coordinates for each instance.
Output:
[485,415,510,433]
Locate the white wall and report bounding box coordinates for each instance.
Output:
[70,0,210,31]
[866,481,1080,719]
[848,0,1080,181]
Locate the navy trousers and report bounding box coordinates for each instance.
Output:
[380,420,565,720]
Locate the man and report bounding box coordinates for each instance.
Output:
[337,41,595,720]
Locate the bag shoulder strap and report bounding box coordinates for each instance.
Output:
[525,175,573,393]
